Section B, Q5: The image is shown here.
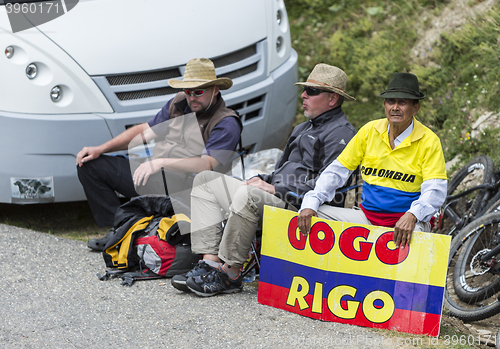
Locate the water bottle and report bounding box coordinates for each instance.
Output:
[243,268,256,283]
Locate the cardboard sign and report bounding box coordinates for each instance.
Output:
[258,206,451,336]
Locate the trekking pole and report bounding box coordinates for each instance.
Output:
[140,131,154,170]
[161,167,168,196]
[140,131,167,195]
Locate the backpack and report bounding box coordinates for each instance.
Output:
[98,196,200,286]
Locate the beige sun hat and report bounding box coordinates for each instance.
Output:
[168,58,233,90]
[295,63,355,101]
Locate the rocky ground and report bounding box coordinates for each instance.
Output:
[9,223,500,348]
[441,315,499,347]
[0,224,422,349]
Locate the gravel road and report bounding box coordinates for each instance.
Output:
[0,224,404,349]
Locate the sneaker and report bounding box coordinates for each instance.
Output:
[171,261,214,292]
[87,228,115,252]
[186,267,243,297]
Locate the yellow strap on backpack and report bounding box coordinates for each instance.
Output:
[157,214,191,241]
[106,215,153,269]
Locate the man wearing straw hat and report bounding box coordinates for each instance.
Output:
[77,58,242,250]
[298,72,447,249]
[172,63,357,296]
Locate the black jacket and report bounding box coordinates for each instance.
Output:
[261,106,356,204]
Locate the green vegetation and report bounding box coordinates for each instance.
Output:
[288,0,500,168]
[424,9,500,166]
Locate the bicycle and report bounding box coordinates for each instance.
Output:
[434,155,498,237]
[444,211,500,322]
[432,156,500,322]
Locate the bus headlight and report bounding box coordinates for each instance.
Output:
[50,85,62,102]
[5,46,14,59]
[26,63,38,80]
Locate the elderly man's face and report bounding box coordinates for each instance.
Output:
[186,86,219,113]
[384,98,420,128]
[300,87,339,119]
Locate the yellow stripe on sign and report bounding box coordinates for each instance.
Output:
[262,206,450,288]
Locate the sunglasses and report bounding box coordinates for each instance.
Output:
[184,89,207,97]
[303,86,329,96]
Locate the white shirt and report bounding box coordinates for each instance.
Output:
[390,120,413,148]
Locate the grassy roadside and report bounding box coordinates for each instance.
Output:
[0,201,108,242]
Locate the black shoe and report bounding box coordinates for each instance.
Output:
[87,228,115,252]
[186,267,242,297]
[171,261,214,292]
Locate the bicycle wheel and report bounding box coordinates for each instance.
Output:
[435,155,494,235]
[453,212,500,303]
[444,212,500,322]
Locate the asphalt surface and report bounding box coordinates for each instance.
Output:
[0,224,400,349]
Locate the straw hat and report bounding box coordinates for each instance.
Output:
[295,63,355,101]
[379,73,426,100]
[168,58,233,90]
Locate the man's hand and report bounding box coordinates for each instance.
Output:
[76,146,103,167]
[133,159,162,186]
[393,212,417,248]
[298,208,318,236]
[245,177,276,194]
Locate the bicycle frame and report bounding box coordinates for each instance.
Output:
[440,183,497,235]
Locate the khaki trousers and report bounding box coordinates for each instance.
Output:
[190,171,297,267]
[317,205,431,232]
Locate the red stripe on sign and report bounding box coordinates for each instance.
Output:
[258,282,441,336]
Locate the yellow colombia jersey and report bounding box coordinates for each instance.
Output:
[337,118,447,213]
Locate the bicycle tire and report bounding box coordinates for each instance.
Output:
[479,190,500,216]
[444,212,500,322]
[453,212,500,303]
[436,155,494,235]
[496,328,500,349]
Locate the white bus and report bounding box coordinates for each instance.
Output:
[0,0,298,203]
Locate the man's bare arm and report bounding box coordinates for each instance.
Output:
[76,123,152,166]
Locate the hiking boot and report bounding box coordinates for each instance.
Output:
[186,267,243,297]
[171,260,214,292]
[87,228,115,252]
